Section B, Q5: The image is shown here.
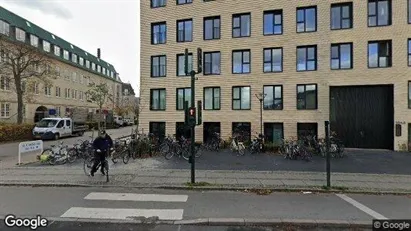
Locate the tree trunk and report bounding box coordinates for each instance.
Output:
[98,105,102,131]
[15,77,24,124]
[17,91,24,124]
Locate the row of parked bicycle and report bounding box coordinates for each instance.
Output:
[37,130,346,165]
[37,132,157,165]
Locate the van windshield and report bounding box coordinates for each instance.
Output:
[37,119,59,128]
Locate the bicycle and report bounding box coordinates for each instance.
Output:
[230,135,245,156]
[83,149,110,182]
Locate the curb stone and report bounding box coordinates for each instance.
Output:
[0,182,410,195]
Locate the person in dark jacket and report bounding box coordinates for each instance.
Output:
[90,130,113,176]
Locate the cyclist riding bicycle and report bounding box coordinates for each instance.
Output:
[90,130,113,176]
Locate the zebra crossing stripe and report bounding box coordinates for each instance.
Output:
[60,207,184,220]
[84,192,188,202]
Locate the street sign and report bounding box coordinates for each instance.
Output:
[48,109,56,115]
[18,140,43,165]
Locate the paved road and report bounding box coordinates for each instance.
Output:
[0,222,358,231]
[149,148,411,175]
[24,147,411,175]
[0,187,409,223]
[0,126,136,160]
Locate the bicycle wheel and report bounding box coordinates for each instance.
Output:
[164,145,175,160]
[195,145,203,158]
[238,144,245,156]
[160,143,170,156]
[181,148,190,161]
[123,149,130,164]
[83,157,94,176]
[111,151,119,164]
[104,160,109,182]
[67,148,77,164]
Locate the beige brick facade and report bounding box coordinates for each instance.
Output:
[0,41,122,123]
[140,0,411,150]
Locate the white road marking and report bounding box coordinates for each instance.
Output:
[336,194,387,219]
[60,207,184,220]
[84,192,188,202]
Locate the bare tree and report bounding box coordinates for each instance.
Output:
[131,87,147,133]
[0,37,56,124]
[85,82,112,131]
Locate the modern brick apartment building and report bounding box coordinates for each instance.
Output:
[140,0,411,151]
[0,6,124,124]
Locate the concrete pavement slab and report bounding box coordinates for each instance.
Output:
[208,218,245,226]
[236,179,262,186]
[280,180,307,186]
[259,179,284,186]
[214,179,238,185]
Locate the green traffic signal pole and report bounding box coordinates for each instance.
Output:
[185,48,202,184]
[190,69,196,184]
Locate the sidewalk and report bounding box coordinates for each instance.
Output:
[1,165,411,193]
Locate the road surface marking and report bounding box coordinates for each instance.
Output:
[84,192,188,202]
[60,207,184,220]
[336,194,387,219]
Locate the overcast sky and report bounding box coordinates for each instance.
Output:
[0,0,140,95]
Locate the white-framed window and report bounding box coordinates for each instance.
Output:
[97,65,101,73]
[63,50,69,60]
[54,46,60,56]
[0,20,10,36]
[72,53,77,63]
[0,76,10,90]
[43,41,50,52]
[34,82,39,94]
[56,106,61,116]
[45,86,51,96]
[55,86,61,97]
[72,72,77,82]
[79,57,84,66]
[91,63,96,71]
[55,66,60,77]
[79,74,83,84]
[65,88,69,98]
[64,70,70,80]
[86,60,90,68]
[30,35,38,47]
[15,28,26,42]
[0,103,10,118]
[102,67,106,75]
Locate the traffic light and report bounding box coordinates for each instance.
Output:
[188,107,196,126]
[197,48,202,74]
[197,100,202,125]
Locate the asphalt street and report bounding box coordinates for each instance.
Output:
[0,186,409,223]
[0,126,136,160]
[23,147,411,175]
[0,222,360,231]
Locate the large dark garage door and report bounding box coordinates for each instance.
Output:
[330,85,394,150]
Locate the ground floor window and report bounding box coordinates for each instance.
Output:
[149,122,166,142]
[297,123,318,140]
[176,122,191,140]
[264,123,283,146]
[232,122,251,143]
[203,122,221,143]
[0,103,10,118]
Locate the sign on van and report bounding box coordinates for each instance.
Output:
[18,140,43,165]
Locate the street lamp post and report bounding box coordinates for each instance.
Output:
[255,93,266,137]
